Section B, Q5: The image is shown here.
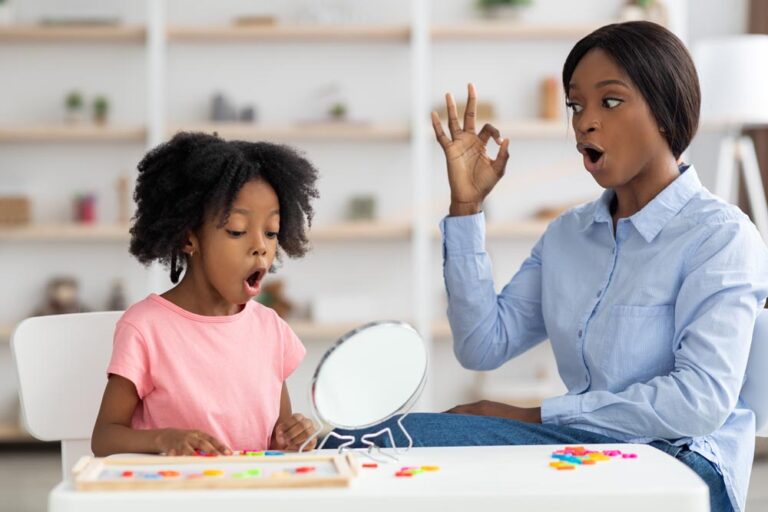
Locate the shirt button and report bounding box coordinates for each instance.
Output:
[578,329,583,338]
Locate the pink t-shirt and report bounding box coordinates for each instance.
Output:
[106,294,305,451]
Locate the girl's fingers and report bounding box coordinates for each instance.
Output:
[194,438,220,455]
[431,111,451,149]
[446,93,461,138]
[284,416,313,442]
[478,123,500,146]
[464,83,477,133]
[202,433,231,455]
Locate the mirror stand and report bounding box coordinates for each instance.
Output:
[298,412,415,463]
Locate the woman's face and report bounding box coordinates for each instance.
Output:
[567,48,672,189]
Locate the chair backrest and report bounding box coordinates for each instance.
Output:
[743,309,768,437]
[11,311,121,479]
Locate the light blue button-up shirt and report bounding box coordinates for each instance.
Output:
[440,166,768,512]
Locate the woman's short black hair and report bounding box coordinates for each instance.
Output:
[562,21,700,159]
[129,132,319,282]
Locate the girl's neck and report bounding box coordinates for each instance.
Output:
[161,268,244,317]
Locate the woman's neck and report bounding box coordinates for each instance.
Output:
[612,156,680,225]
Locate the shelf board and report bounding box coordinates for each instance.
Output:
[0,224,131,242]
[0,125,147,143]
[310,221,411,242]
[432,22,603,40]
[0,423,35,443]
[0,324,11,344]
[0,24,145,43]
[168,24,411,42]
[0,221,411,243]
[494,119,573,138]
[170,122,409,142]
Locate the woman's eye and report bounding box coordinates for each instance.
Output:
[226,230,246,238]
[603,98,622,108]
[266,231,278,239]
[566,101,583,114]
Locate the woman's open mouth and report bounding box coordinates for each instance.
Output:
[577,142,605,174]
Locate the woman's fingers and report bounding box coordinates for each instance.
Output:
[431,111,451,149]
[492,138,510,176]
[464,83,477,133]
[445,92,461,138]
[478,123,500,145]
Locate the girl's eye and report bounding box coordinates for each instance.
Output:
[266,231,278,239]
[566,101,583,114]
[226,230,246,238]
[603,97,622,108]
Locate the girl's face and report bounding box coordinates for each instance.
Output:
[567,48,671,189]
[192,178,280,306]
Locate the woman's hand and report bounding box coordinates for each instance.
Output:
[271,413,318,451]
[445,400,541,423]
[155,428,232,456]
[431,83,510,216]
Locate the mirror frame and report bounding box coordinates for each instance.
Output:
[308,320,429,431]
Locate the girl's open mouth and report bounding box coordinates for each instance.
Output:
[244,268,265,296]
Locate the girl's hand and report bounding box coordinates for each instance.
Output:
[431,83,510,216]
[271,413,318,451]
[155,428,232,456]
[445,400,541,424]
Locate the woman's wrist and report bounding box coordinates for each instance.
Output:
[449,201,482,217]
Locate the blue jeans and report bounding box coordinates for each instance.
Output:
[325,413,732,512]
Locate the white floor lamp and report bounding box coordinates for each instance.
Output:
[695,36,768,241]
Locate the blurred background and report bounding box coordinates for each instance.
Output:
[1,0,767,510]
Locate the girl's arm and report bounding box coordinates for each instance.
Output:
[91,374,230,456]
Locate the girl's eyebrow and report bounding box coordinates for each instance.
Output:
[230,207,280,216]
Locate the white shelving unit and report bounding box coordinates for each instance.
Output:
[1,0,688,441]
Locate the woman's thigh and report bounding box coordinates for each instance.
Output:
[323,412,622,448]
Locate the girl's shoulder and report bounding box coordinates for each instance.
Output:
[115,294,168,332]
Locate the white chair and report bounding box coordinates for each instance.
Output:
[11,311,122,480]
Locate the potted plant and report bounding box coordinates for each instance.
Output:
[93,96,109,125]
[476,0,533,20]
[65,90,84,123]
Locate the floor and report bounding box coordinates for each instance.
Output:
[1,447,767,511]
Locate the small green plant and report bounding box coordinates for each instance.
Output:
[329,102,347,120]
[93,96,109,124]
[65,91,83,111]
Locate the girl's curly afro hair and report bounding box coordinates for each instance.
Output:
[129,131,319,283]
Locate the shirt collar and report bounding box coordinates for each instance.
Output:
[586,164,703,243]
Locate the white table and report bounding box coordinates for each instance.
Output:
[49,444,709,512]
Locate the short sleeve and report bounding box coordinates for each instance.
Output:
[106,321,154,398]
[278,319,306,381]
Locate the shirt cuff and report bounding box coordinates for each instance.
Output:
[541,394,583,426]
[440,211,486,255]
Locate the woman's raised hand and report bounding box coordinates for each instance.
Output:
[431,83,510,216]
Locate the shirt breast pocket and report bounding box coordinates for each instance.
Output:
[596,304,676,390]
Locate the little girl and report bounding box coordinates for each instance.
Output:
[91,132,320,456]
